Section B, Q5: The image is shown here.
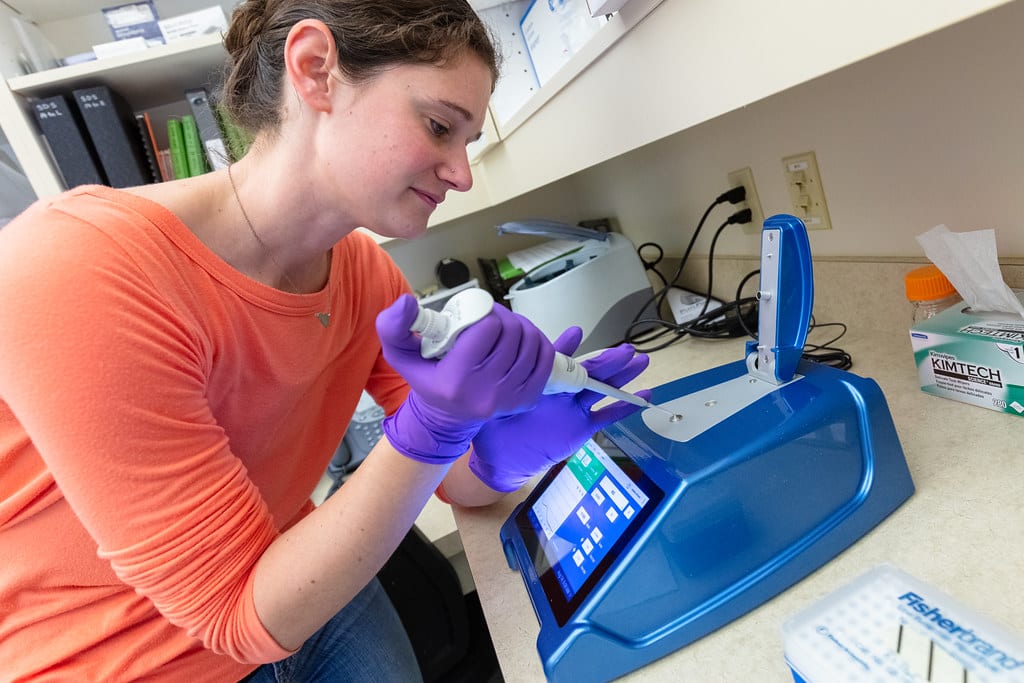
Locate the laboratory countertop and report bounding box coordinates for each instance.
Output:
[451,326,1024,682]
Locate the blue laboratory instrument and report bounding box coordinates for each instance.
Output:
[499,214,915,682]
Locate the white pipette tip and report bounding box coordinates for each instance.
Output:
[585,378,682,421]
[650,402,683,422]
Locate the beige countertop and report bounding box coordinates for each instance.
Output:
[452,325,1024,682]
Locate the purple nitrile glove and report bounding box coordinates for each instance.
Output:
[469,327,651,492]
[376,294,555,465]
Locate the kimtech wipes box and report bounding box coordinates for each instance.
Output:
[910,304,1024,416]
[783,565,1024,683]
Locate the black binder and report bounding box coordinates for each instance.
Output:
[185,87,229,170]
[30,94,107,189]
[72,85,152,188]
[133,112,163,183]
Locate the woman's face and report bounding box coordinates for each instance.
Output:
[323,50,493,240]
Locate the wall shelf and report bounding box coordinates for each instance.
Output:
[7,33,225,110]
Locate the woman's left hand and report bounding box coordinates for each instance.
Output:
[469,328,651,492]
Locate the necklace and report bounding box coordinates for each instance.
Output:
[227,164,331,328]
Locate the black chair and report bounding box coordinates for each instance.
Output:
[377,526,502,683]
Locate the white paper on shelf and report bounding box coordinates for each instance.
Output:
[521,0,607,87]
[93,36,149,59]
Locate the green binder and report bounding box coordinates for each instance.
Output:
[166,118,188,180]
[181,114,207,177]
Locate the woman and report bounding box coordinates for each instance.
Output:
[0,1,650,681]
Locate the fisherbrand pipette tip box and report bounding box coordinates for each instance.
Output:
[783,564,1024,683]
[910,305,1024,417]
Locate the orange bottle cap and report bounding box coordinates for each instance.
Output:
[904,264,956,302]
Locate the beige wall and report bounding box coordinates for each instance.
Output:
[567,0,1024,261]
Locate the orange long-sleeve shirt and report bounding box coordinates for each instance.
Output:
[0,187,411,682]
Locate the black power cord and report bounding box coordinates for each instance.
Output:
[800,318,853,370]
[622,187,854,367]
[626,206,754,353]
[628,187,749,342]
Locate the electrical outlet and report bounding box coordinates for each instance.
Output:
[782,151,832,230]
[726,167,764,235]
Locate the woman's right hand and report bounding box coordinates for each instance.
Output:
[375,294,555,464]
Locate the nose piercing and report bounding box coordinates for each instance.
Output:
[449,167,455,173]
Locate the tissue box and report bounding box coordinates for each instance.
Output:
[783,564,1024,682]
[910,304,1024,417]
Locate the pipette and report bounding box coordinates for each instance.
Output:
[545,352,681,420]
[409,288,682,422]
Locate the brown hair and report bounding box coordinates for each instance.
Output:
[220,0,499,134]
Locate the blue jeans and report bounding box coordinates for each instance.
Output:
[242,577,422,683]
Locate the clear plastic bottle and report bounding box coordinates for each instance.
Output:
[904,265,962,324]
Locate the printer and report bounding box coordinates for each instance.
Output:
[498,220,655,355]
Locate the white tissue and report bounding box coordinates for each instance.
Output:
[916,224,1024,319]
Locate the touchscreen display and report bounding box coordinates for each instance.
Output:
[525,437,653,603]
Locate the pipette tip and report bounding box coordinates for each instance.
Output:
[583,378,682,422]
[647,402,682,422]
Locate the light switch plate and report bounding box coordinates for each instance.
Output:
[782,151,832,230]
